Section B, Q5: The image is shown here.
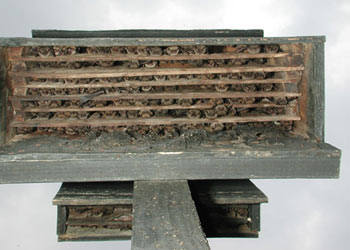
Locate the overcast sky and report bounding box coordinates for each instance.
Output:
[0,0,349,249]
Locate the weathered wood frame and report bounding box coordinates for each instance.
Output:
[0,31,341,184]
[53,180,267,243]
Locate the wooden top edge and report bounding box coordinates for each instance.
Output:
[0,36,326,47]
[32,29,264,38]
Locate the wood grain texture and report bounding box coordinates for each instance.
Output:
[0,140,340,183]
[53,182,133,206]
[0,36,325,47]
[308,42,325,141]
[132,180,210,250]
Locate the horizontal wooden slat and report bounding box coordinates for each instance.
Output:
[9,52,289,62]
[66,218,131,227]
[10,115,301,127]
[24,104,214,112]
[22,78,299,89]
[10,91,302,101]
[9,65,304,79]
[23,103,283,113]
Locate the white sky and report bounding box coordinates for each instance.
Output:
[0,0,349,249]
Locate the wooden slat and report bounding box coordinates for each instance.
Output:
[10,115,301,128]
[9,52,289,62]
[131,181,210,250]
[23,103,283,113]
[9,65,304,78]
[66,218,131,227]
[23,78,299,89]
[10,91,302,101]
[24,103,214,113]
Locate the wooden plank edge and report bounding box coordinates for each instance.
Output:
[10,115,301,128]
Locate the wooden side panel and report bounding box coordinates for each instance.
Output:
[249,204,261,231]
[132,181,210,250]
[308,42,325,141]
[57,206,67,235]
[0,48,6,146]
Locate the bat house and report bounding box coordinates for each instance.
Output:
[0,29,341,249]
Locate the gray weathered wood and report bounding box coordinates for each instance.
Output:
[0,36,326,47]
[308,42,325,142]
[249,204,261,231]
[190,180,268,205]
[0,136,341,183]
[131,180,210,250]
[57,206,67,235]
[32,29,264,38]
[53,182,133,205]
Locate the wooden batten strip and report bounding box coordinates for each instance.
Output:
[66,218,131,227]
[8,52,289,62]
[9,66,304,79]
[10,115,301,128]
[23,103,284,113]
[10,91,302,101]
[23,103,215,112]
[23,78,299,89]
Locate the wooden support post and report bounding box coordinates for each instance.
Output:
[132,180,210,250]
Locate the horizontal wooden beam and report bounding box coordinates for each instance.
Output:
[10,91,302,101]
[9,52,289,62]
[22,78,298,89]
[23,103,284,113]
[0,139,340,183]
[10,115,301,128]
[0,36,326,47]
[9,65,304,79]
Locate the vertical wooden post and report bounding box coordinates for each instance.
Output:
[132,180,210,250]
